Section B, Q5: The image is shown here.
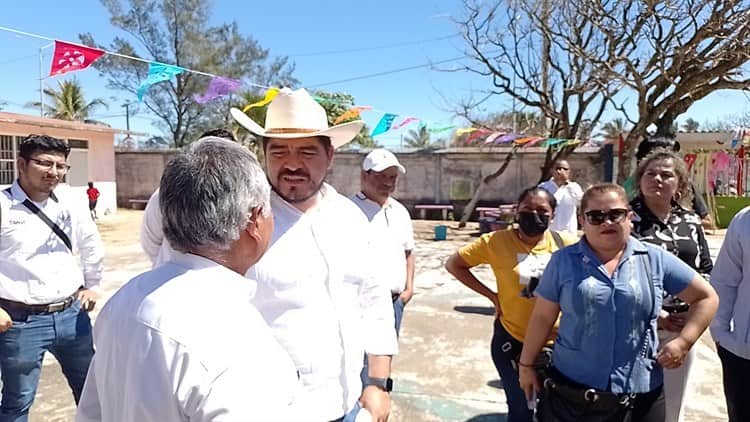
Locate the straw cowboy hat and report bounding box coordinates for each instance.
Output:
[230,87,364,149]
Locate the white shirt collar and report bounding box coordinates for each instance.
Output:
[168,251,243,277]
[8,179,57,206]
[354,191,390,209]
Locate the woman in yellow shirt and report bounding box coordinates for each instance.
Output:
[446,187,578,422]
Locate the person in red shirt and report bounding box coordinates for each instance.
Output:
[86,182,100,220]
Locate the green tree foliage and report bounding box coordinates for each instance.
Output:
[26,78,108,121]
[79,0,296,147]
[312,90,377,148]
[681,118,700,132]
[403,125,432,148]
[596,118,630,140]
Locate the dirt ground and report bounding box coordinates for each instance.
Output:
[27,211,728,421]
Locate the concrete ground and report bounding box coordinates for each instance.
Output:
[28,211,728,421]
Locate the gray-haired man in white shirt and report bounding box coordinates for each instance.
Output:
[142,89,398,422]
[77,137,302,422]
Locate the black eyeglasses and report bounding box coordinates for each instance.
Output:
[583,208,629,225]
[27,158,71,172]
[556,167,570,171]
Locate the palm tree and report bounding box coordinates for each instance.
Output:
[27,78,107,121]
[595,118,630,140]
[681,118,700,132]
[404,125,431,148]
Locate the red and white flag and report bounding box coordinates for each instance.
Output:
[49,41,105,76]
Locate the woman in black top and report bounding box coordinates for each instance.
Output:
[631,149,713,422]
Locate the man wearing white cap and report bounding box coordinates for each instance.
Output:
[350,149,415,336]
[229,88,397,422]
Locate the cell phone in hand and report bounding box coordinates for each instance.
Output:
[84,300,96,312]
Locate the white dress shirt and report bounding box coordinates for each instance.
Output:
[0,180,104,304]
[711,206,750,360]
[249,184,398,421]
[77,252,302,422]
[538,179,583,234]
[349,192,415,294]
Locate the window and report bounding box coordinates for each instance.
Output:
[0,135,18,185]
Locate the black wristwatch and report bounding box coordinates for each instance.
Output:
[365,377,393,392]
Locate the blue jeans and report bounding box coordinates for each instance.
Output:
[393,297,405,337]
[342,402,362,422]
[491,319,532,422]
[0,300,94,422]
[361,296,405,387]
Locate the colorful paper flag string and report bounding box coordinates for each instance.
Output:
[49,40,105,77]
[391,117,419,130]
[137,62,185,101]
[455,127,478,136]
[193,76,242,104]
[465,129,492,143]
[371,113,397,137]
[426,123,456,133]
[484,132,504,144]
[243,88,280,112]
[333,106,371,124]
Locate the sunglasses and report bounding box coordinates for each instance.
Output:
[583,208,629,225]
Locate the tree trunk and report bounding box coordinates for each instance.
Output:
[458,147,518,228]
[617,131,643,183]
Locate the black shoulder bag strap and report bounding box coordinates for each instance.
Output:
[1,187,11,232]
[20,192,72,251]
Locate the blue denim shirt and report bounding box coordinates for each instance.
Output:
[536,237,695,394]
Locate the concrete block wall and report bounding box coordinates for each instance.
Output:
[115,150,177,207]
[115,148,607,215]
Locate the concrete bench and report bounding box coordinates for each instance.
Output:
[476,207,500,219]
[414,204,454,220]
[476,205,517,219]
[128,199,149,210]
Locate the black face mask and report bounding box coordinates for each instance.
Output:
[517,212,550,237]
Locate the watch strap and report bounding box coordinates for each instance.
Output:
[365,377,393,392]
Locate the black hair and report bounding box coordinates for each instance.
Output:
[261,136,332,152]
[636,136,680,161]
[200,128,237,142]
[518,186,557,211]
[19,134,70,159]
[88,181,94,188]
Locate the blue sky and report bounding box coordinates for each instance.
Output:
[1,0,749,147]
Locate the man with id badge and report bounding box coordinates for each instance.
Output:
[0,134,103,420]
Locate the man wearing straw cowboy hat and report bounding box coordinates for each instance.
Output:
[228,88,398,422]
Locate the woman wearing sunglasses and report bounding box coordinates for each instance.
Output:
[630,150,713,422]
[446,187,578,422]
[519,183,717,422]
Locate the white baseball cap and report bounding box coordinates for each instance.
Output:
[362,149,406,174]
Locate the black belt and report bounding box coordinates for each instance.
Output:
[0,295,77,315]
[543,377,635,411]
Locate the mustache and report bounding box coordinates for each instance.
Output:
[279,169,310,178]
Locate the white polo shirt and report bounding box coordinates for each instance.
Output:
[349,192,415,294]
[77,252,303,422]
